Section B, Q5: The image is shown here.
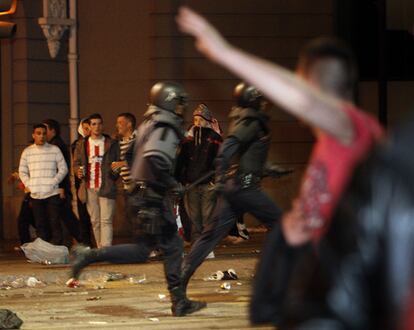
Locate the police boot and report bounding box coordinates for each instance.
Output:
[180,263,192,292]
[70,245,104,280]
[170,286,206,317]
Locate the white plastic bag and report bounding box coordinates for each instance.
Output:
[21,238,69,264]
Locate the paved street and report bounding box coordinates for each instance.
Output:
[0,234,274,329]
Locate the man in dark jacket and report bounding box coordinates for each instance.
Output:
[43,118,80,245]
[176,103,222,249]
[70,118,92,246]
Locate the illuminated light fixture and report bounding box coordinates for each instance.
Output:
[0,0,16,38]
[0,0,16,16]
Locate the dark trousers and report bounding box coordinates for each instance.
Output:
[86,195,183,290]
[178,198,192,242]
[184,183,216,242]
[183,179,282,279]
[17,193,35,244]
[124,190,141,225]
[77,200,92,246]
[60,197,81,245]
[74,177,92,246]
[31,194,62,244]
[250,223,317,326]
[94,231,183,290]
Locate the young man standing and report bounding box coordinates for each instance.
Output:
[73,113,118,248]
[18,124,68,244]
[111,113,139,232]
[111,113,138,193]
[71,118,92,246]
[175,103,222,250]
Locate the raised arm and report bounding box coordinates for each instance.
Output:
[176,7,353,144]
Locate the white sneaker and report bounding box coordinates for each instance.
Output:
[237,222,250,240]
[206,251,215,259]
[149,250,157,258]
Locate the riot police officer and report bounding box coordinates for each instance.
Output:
[181,82,283,290]
[68,81,206,317]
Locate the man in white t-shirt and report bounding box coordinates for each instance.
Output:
[73,113,118,248]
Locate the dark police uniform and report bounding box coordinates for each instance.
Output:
[70,81,205,317]
[181,83,282,288]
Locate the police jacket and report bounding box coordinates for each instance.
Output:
[216,106,270,179]
[131,106,184,192]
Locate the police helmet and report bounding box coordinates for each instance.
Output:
[150,81,188,116]
[233,82,264,110]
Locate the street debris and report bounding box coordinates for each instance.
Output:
[20,238,69,264]
[65,271,142,288]
[205,270,224,281]
[66,278,80,288]
[106,272,126,281]
[63,291,88,296]
[128,274,146,284]
[1,275,45,290]
[26,276,44,287]
[220,282,231,290]
[204,269,238,281]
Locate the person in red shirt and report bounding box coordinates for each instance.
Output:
[310,115,414,330]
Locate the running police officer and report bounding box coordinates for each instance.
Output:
[181,82,283,291]
[68,81,206,317]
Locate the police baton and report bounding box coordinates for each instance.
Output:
[183,170,215,192]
